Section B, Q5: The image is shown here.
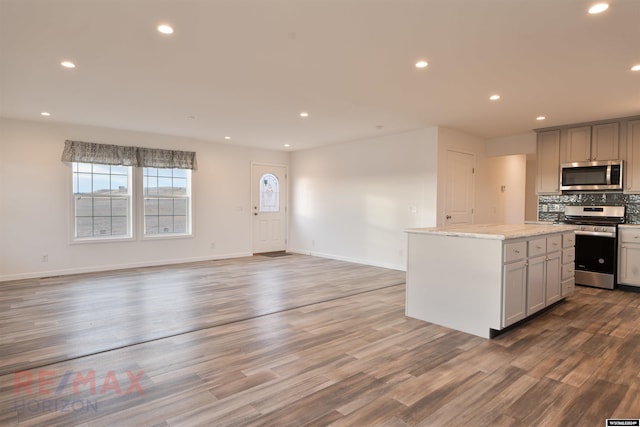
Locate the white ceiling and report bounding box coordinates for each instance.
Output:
[1,0,639,151]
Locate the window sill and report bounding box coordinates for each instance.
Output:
[141,233,194,242]
[70,236,135,245]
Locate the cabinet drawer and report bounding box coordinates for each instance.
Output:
[528,238,547,258]
[547,235,562,252]
[504,241,527,263]
[620,229,640,243]
[562,262,575,280]
[563,232,576,248]
[562,278,575,296]
[563,247,575,264]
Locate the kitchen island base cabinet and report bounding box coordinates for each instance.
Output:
[406,225,576,339]
[618,226,640,287]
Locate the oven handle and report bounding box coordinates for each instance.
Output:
[575,230,616,238]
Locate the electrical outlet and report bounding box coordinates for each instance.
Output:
[41,254,48,262]
[210,243,215,249]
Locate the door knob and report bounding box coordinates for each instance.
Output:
[254,213,258,216]
[446,215,452,219]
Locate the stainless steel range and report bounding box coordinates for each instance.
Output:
[563,205,625,289]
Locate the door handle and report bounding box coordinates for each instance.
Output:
[254,213,258,216]
[446,215,452,219]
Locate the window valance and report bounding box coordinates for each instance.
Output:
[61,140,197,170]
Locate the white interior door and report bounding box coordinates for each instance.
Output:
[252,164,287,253]
[445,150,475,225]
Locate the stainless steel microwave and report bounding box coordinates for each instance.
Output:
[560,160,623,191]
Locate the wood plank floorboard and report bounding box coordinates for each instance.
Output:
[0,254,405,375]
[1,256,640,426]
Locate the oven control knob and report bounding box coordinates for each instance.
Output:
[580,226,586,231]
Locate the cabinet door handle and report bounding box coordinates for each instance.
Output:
[514,249,520,254]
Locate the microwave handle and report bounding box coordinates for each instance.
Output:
[606,164,611,185]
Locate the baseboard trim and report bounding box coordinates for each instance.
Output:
[287,249,406,272]
[0,252,253,283]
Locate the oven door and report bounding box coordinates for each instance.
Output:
[574,234,616,288]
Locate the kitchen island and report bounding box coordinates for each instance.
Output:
[406,224,576,338]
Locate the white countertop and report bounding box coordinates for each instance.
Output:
[619,224,640,228]
[406,223,577,240]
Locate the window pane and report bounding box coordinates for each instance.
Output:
[111,174,128,194]
[158,199,173,215]
[259,173,279,212]
[158,168,173,178]
[145,216,159,234]
[174,216,187,233]
[173,199,187,215]
[111,217,128,235]
[76,217,93,237]
[145,176,158,196]
[72,163,131,239]
[158,216,174,233]
[158,177,173,196]
[111,165,128,175]
[92,174,111,194]
[93,198,111,216]
[173,169,187,178]
[173,178,187,195]
[143,167,191,236]
[93,217,111,236]
[76,174,92,194]
[92,164,111,174]
[144,198,158,215]
[76,163,92,173]
[112,198,128,216]
[76,197,93,216]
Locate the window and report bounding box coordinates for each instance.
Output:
[143,167,191,236]
[259,173,279,212]
[72,163,132,239]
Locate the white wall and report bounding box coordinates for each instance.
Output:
[485,132,536,157]
[0,118,289,281]
[289,128,439,270]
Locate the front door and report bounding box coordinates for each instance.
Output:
[445,150,475,225]
[252,163,287,253]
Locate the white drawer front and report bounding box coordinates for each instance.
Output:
[504,241,527,263]
[562,262,575,280]
[547,235,562,252]
[528,238,547,258]
[620,229,640,243]
[563,247,575,264]
[563,232,576,248]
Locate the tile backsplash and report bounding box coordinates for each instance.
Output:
[538,193,640,224]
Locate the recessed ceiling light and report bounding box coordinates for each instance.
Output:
[489,94,501,101]
[631,64,640,71]
[40,112,51,117]
[60,61,76,68]
[415,60,428,69]
[224,136,231,140]
[157,24,174,34]
[300,112,309,117]
[284,144,291,148]
[588,3,609,14]
[536,116,546,121]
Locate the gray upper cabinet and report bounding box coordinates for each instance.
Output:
[562,122,619,163]
[625,120,640,193]
[537,130,561,195]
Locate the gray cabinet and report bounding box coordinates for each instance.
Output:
[625,120,640,193]
[618,226,640,286]
[537,130,560,195]
[563,123,619,162]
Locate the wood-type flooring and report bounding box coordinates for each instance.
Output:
[1,254,640,426]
